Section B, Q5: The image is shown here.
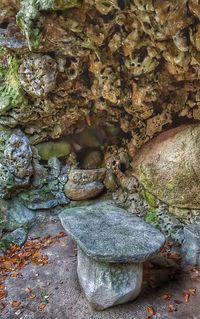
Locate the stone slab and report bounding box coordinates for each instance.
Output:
[59,201,165,263]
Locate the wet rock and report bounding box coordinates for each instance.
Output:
[18,54,58,97]
[182,225,200,266]
[3,228,28,247]
[59,201,165,309]
[133,124,200,210]
[6,199,36,231]
[64,168,106,200]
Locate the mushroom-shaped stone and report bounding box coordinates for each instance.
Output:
[59,201,165,310]
[132,124,200,209]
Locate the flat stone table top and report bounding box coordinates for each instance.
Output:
[59,201,165,263]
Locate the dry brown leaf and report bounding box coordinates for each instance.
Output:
[11,300,21,309]
[189,288,196,295]
[28,293,36,300]
[0,302,5,310]
[168,304,177,312]
[161,293,172,301]
[0,290,7,300]
[146,306,156,316]
[183,292,190,303]
[25,287,32,293]
[38,302,46,311]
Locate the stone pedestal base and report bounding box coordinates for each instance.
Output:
[182,225,200,266]
[77,248,143,310]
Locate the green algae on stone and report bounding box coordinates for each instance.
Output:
[132,124,200,211]
[17,0,43,50]
[0,54,27,114]
[36,0,81,10]
[36,140,72,160]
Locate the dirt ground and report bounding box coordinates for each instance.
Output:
[1,219,200,319]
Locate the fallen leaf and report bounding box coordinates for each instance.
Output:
[189,288,196,296]
[10,272,22,278]
[11,300,21,309]
[0,302,5,310]
[38,302,46,311]
[146,306,156,316]
[168,304,177,312]
[0,290,7,300]
[28,293,36,300]
[25,287,32,293]
[161,293,172,301]
[183,292,190,303]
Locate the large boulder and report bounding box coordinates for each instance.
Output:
[132,124,200,209]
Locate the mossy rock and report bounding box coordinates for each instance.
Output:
[132,124,200,210]
[36,140,72,160]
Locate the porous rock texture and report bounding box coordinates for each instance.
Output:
[1,1,200,146]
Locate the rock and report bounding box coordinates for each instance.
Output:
[20,186,58,210]
[64,168,106,200]
[81,149,103,169]
[182,225,200,266]
[59,201,165,263]
[36,141,72,160]
[77,247,143,310]
[64,180,104,200]
[59,202,165,309]
[0,130,33,198]
[132,124,200,210]
[4,130,33,180]
[18,54,58,97]
[6,199,36,231]
[3,228,28,247]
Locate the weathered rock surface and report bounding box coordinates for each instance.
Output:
[64,168,106,201]
[60,202,165,309]
[6,199,36,231]
[182,225,200,266]
[64,180,104,201]
[59,201,165,263]
[77,247,143,310]
[2,227,28,247]
[18,54,58,97]
[0,130,33,198]
[132,124,200,210]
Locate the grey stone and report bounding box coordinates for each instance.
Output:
[3,227,28,246]
[77,247,143,310]
[182,225,200,265]
[26,199,58,210]
[59,201,165,263]
[59,202,165,309]
[6,199,36,231]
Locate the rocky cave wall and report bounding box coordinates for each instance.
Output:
[0,0,200,249]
